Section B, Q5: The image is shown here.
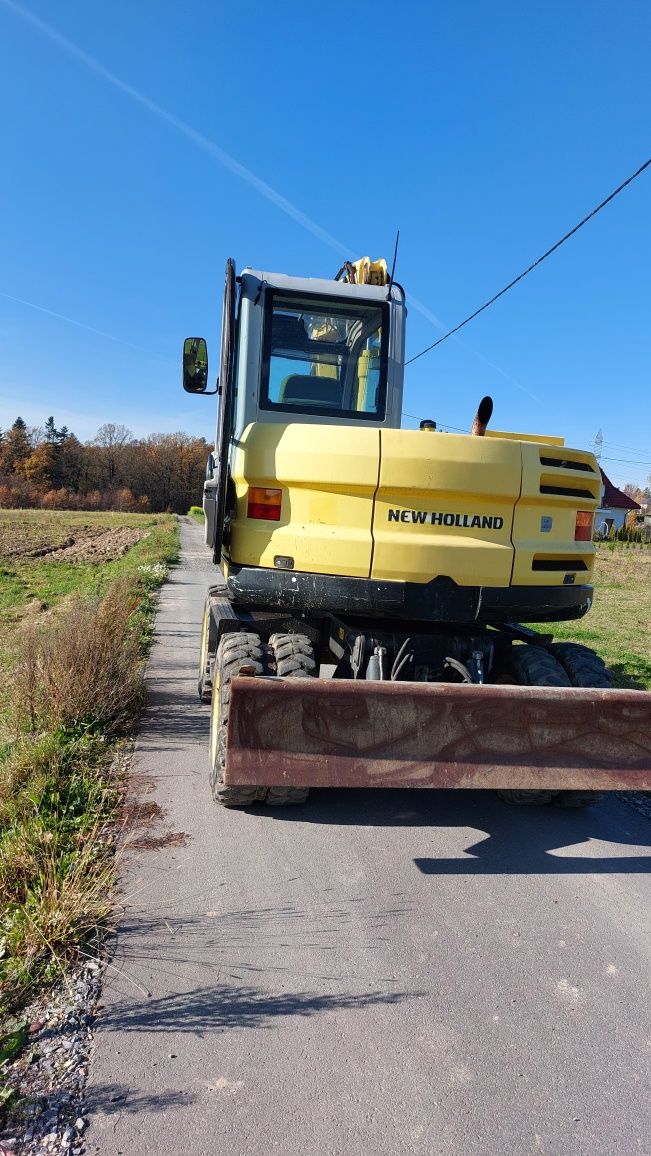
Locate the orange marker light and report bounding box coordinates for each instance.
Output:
[247,487,282,521]
[575,511,593,541]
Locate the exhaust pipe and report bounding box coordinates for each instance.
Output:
[471,395,493,436]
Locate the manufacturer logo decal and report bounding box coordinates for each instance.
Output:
[387,509,504,529]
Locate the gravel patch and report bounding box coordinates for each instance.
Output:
[0,958,102,1156]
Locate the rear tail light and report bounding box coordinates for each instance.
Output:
[575,511,593,541]
[247,487,282,521]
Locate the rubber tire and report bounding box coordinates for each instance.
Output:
[265,633,316,806]
[549,642,613,690]
[197,599,214,703]
[547,642,612,807]
[209,632,269,807]
[495,646,571,806]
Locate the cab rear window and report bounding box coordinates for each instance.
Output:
[260,292,388,420]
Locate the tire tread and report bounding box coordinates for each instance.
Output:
[266,634,316,805]
[210,633,269,807]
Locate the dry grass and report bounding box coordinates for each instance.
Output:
[0,513,179,1025]
[10,581,145,738]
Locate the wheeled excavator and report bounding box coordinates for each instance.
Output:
[182,257,650,807]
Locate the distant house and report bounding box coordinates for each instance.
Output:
[596,468,641,535]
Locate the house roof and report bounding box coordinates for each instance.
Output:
[599,468,641,510]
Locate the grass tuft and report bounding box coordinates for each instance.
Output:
[10,582,145,739]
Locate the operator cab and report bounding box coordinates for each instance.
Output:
[182,259,406,434]
[238,269,405,432]
[182,257,406,555]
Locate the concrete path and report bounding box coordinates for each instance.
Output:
[86,518,651,1155]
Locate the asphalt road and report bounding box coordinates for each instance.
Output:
[86,518,651,1156]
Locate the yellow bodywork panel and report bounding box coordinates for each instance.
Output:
[228,422,602,593]
[371,430,521,586]
[510,442,600,586]
[228,424,379,578]
[486,428,565,447]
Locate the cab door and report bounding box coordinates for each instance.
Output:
[211,257,237,563]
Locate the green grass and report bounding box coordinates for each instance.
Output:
[0,511,177,609]
[0,512,177,670]
[188,505,205,523]
[548,544,651,689]
[0,510,179,1054]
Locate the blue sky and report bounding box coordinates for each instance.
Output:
[0,0,649,488]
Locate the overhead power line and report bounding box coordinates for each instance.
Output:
[400,412,651,460]
[405,156,651,366]
[603,440,651,458]
[401,410,467,433]
[601,455,651,466]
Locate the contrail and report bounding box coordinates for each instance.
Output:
[0,0,351,258]
[453,343,540,402]
[0,287,174,363]
[406,292,539,401]
[1,0,538,401]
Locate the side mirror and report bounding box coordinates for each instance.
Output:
[182,337,209,393]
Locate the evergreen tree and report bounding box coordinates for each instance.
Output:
[0,417,32,472]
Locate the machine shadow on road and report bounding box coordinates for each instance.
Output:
[95,981,413,1036]
[135,698,209,753]
[263,789,651,875]
[98,896,415,1011]
[84,1083,198,1116]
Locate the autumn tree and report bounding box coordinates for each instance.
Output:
[136,433,209,512]
[19,441,58,488]
[0,417,31,474]
[18,418,80,490]
[0,413,207,513]
[58,434,84,491]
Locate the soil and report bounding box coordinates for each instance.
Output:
[42,528,147,563]
[0,520,147,564]
[2,528,146,565]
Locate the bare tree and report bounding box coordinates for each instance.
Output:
[92,423,133,488]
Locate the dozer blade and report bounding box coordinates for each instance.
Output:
[225,677,651,791]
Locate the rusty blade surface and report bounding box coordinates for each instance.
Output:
[224,677,651,791]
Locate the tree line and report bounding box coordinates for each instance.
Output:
[2,413,648,520]
[0,417,210,514]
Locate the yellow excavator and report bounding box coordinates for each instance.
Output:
[182,257,650,807]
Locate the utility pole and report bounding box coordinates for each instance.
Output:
[594,429,603,462]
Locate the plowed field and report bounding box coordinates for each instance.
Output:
[0,509,177,664]
[0,511,147,562]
